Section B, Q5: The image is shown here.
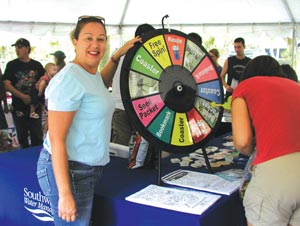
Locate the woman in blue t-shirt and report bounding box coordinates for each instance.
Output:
[37,15,115,225]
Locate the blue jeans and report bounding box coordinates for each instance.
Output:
[36,148,103,226]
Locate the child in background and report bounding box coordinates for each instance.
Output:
[36,63,58,98]
[30,63,58,119]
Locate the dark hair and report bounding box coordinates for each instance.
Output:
[56,58,66,69]
[74,17,106,40]
[234,37,245,47]
[188,32,202,45]
[281,64,299,82]
[135,23,155,37]
[241,55,285,82]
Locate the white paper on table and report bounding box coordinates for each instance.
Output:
[162,169,240,195]
[125,184,221,215]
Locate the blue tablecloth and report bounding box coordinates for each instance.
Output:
[0,135,246,226]
[92,155,246,226]
[0,146,53,226]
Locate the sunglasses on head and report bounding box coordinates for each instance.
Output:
[77,15,105,25]
[74,15,106,39]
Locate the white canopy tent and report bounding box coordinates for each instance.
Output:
[1,0,300,29]
[0,0,300,71]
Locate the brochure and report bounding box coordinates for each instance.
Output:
[215,169,244,182]
[162,169,241,195]
[125,184,221,215]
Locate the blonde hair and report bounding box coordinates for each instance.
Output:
[45,62,56,72]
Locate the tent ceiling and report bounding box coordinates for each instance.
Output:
[1,0,300,27]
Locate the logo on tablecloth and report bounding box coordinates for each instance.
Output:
[23,187,53,222]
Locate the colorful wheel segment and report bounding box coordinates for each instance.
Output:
[121,29,224,153]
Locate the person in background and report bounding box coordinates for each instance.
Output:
[22,69,40,119]
[35,63,58,134]
[210,47,229,137]
[101,24,154,146]
[22,63,57,119]
[209,48,222,75]
[231,55,300,226]
[50,50,66,72]
[36,63,58,98]
[37,15,114,225]
[0,67,9,130]
[220,37,251,99]
[281,64,299,83]
[3,38,45,148]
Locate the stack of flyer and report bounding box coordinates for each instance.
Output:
[125,169,242,215]
[161,169,241,195]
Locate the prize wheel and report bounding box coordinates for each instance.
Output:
[121,29,224,154]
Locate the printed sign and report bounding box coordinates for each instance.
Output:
[132,95,165,127]
[183,40,205,72]
[171,113,193,146]
[24,187,53,222]
[121,29,223,152]
[197,80,222,103]
[164,34,186,66]
[193,56,218,83]
[186,108,211,143]
[148,106,175,143]
[194,97,221,128]
[144,35,171,69]
[131,47,163,79]
[128,71,160,98]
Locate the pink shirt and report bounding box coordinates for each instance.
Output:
[35,74,50,90]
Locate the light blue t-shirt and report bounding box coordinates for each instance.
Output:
[43,63,115,166]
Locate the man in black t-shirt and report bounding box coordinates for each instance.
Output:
[216,37,251,136]
[3,38,45,148]
[220,37,251,100]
